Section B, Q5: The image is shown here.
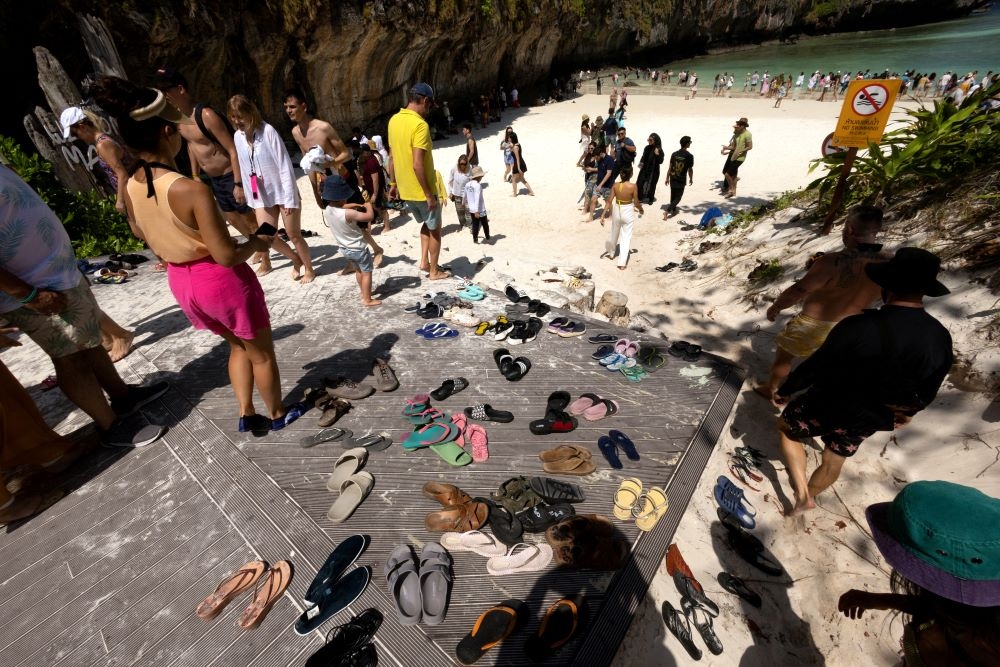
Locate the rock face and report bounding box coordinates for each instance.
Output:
[1,0,984,139]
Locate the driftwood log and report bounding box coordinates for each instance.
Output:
[595,290,629,323]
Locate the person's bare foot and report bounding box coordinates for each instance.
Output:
[0,488,64,527]
[787,494,816,516]
[363,299,383,307]
[258,262,273,277]
[418,263,430,273]
[250,254,262,265]
[618,266,626,271]
[428,270,452,280]
[290,262,302,281]
[752,383,775,401]
[108,331,135,363]
[299,270,316,284]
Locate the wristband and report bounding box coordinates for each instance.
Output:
[389,181,397,186]
[19,287,38,304]
[233,182,243,187]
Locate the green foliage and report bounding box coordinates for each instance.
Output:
[748,258,784,285]
[0,135,144,258]
[807,81,1000,208]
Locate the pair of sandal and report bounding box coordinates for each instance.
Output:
[473,315,507,336]
[502,317,544,344]
[717,507,784,576]
[663,543,724,657]
[598,429,640,468]
[537,444,596,476]
[326,449,375,523]
[415,322,459,339]
[304,608,382,666]
[384,542,453,626]
[296,535,372,635]
[424,482,489,532]
[195,559,293,631]
[529,390,578,435]
[545,317,587,337]
[567,392,620,421]
[493,348,531,381]
[668,340,703,361]
[457,284,486,301]
[714,475,757,529]
[613,478,668,531]
[449,412,489,463]
[456,597,586,665]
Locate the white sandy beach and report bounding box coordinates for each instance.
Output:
[289,92,997,665]
[6,90,997,665]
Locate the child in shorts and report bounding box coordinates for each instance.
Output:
[321,175,380,306]
[464,166,490,243]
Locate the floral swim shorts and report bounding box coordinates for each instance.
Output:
[778,393,877,457]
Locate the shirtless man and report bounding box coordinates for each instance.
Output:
[755,204,887,403]
[154,68,301,278]
[462,123,479,167]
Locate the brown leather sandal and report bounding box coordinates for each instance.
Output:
[425,501,489,532]
[196,560,268,620]
[422,481,472,507]
[237,560,293,630]
[537,445,592,463]
[542,455,596,476]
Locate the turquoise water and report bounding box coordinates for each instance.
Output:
[657,8,1000,80]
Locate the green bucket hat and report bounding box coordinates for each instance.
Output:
[866,480,1000,607]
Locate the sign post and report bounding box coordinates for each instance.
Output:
[821,79,900,234]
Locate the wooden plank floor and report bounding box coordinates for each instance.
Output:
[0,264,741,667]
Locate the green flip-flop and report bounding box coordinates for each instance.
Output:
[430,441,473,467]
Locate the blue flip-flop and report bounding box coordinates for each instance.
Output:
[416,322,447,336]
[609,430,640,461]
[597,435,623,469]
[714,475,757,530]
[424,326,459,339]
[599,352,624,366]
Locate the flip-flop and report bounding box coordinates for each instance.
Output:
[684,343,703,361]
[430,441,473,466]
[237,560,293,630]
[294,566,372,635]
[566,392,602,415]
[582,398,619,421]
[716,508,784,576]
[422,326,460,339]
[597,435,622,469]
[402,394,430,416]
[440,530,507,557]
[327,471,375,523]
[196,560,268,620]
[450,412,468,448]
[621,365,649,382]
[729,459,761,491]
[609,430,640,461]
[327,448,369,492]
[591,344,615,360]
[486,543,554,576]
[304,535,369,606]
[638,345,667,371]
[537,445,592,463]
[431,377,470,401]
[384,545,422,626]
[350,433,393,451]
[465,404,514,423]
[714,475,757,529]
[407,406,446,425]
[587,333,618,344]
[633,487,669,531]
[541,455,596,476]
[415,322,447,336]
[524,596,586,661]
[299,427,352,449]
[613,478,643,520]
[466,423,489,463]
[516,503,576,533]
[606,356,636,372]
[528,477,586,503]
[661,600,702,660]
[718,572,762,607]
[599,352,625,367]
[486,500,524,547]
[682,597,723,655]
[402,421,459,450]
[474,321,492,336]
[456,599,529,665]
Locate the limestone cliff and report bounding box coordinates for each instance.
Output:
[0,0,985,141]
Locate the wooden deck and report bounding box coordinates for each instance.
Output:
[0,257,742,666]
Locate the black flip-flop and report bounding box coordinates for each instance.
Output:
[524,596,586,661]
[351,433,393,451]
[299,427,353,449]
[516,503,576,533]
[682,597,723,655]
[591,344,614,360]
[655,262,679,272]
[295,566,372,635]
[528,477,586,503]
[430,377,469,401]
[486,500,524,547]
[661,600,702,660]
[587,333,617,344]
[465,404,515,423]
[668,340,691,358]
[608,430,640,461]
[718,572,762,608]
[304,534,369,605]
[456,599,529,665]
[716,508,784,576]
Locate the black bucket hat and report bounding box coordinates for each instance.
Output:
[865,247,949,297]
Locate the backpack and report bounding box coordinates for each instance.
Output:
[699,206,723,229]
[193,104,236,148]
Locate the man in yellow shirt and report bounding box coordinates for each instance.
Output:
[387,83,449,280]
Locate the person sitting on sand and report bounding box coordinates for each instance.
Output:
[321,175,381,307]
[838,481,1000,666]
[756,205,887,403]
[774,248,953,516]
[600,165,643,270]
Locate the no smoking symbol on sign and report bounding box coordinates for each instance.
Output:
[851,84,890,116]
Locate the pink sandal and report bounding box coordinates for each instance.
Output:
[466,423,489,463]
[451,412,468,448]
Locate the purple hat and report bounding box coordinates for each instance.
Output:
[866,480,1000,607]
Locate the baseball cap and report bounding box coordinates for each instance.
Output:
[59,107,87,139]
[409,82,435,99]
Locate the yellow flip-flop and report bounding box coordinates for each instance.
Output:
[613,478,643,521]
[633,486,669,532]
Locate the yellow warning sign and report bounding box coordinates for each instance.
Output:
[832,80,900,148]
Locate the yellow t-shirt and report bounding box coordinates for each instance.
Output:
[387,108,437,201]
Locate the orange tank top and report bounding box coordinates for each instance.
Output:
[126,172,211,264]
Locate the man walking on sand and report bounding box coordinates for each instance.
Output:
[756,205,888,402]
[155,67,302,278]
[721,117,752,198]
[462,123,479,166]
[388,83,450,280]
[663,135,694,217]
[774,248,953,516]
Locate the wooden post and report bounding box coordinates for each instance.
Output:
[34,47,83,117]
[820,146,857,235]
[595,290,629,320]
[78,15,127,77]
